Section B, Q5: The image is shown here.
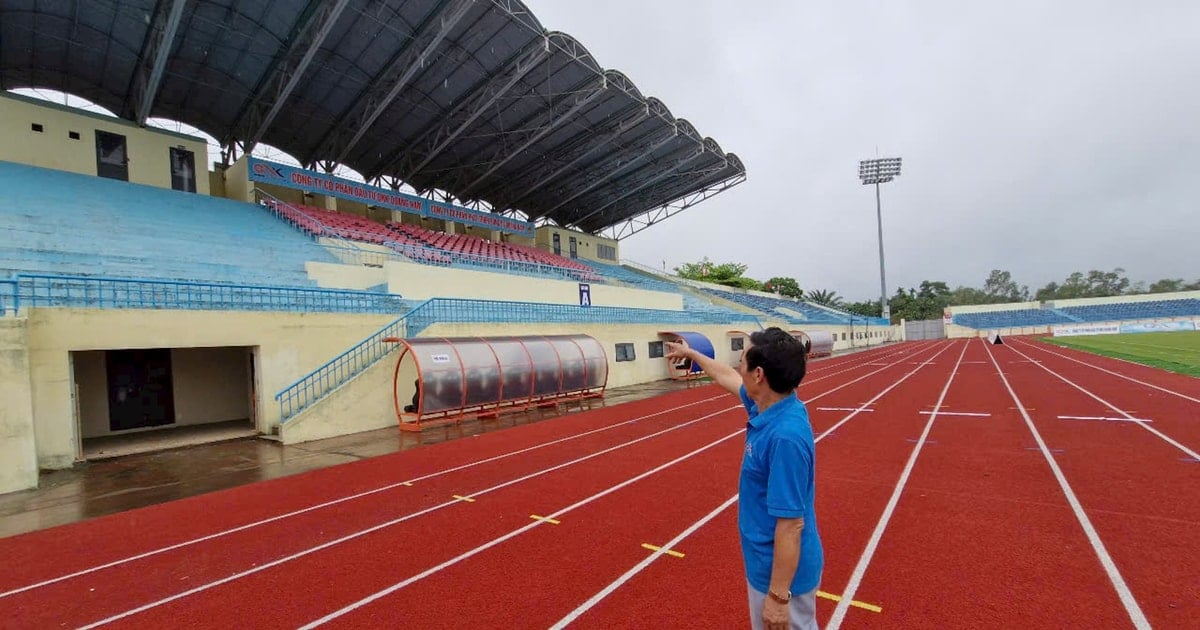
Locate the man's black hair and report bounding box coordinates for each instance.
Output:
[745,327,808,394]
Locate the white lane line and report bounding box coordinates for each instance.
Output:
[551,340,960,627]
[75,405,742,629]
[298,429,748,629]
[1003,343,1200,460]
[1013,338,1200,405]
[817,407,874,413]
[77,340,952,628]
[1057,415,1152,423]
[919,411,990,417]
[827,339,971,629]
[985,340,1151,630]
[549,495,739,630]
[0,395,732,600]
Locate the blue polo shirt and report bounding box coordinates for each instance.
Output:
[738,386,823,595]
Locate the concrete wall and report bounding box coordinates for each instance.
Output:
[0,92,210,195]
[22,308,394,469]
[383,260,683,310]
[224,155,253,204]
[306,261,389,291]
[0,318,38,494]
[278,348,398,444]
[535,225,619,263]
[947,301,1041,315]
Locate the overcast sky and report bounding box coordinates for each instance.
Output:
[530,0,1200,301]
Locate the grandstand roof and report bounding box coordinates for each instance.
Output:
[0,0,745,239]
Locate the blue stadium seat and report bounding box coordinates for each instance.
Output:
[0,161,337,286]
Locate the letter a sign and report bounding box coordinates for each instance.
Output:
[579,283,591,307]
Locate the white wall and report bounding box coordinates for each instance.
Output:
[0,318,38,494]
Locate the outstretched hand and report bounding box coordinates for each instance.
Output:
[664,339,691,361]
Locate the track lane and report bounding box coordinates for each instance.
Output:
[1015,336,1200,401]
[988,341,1197,628]
[1007,337,1200,449]
[840,338,1133,628]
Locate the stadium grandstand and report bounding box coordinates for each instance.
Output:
[946,294,1200,336]
[0,0,900,497]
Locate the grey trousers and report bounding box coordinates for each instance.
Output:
[747,581,819,630]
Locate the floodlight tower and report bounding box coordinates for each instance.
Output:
[858,157,902,322]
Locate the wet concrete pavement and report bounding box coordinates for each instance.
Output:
[0,379,703,539]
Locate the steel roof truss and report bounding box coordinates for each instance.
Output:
[456,73,609,200]
[124,0,188,125]
[227,0,352,152]
[396,34,551,181]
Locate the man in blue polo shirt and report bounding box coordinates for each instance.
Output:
[667,328,822,629]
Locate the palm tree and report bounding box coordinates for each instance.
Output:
[806,289,843,308]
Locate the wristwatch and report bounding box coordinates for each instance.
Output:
[768,589,791,604]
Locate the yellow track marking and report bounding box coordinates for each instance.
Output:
[530,515,561,525]
[640,543,684,558]
[817,590,882,613]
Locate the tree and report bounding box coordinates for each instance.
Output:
[806,289,843,308]
[949,285,989,306]
[1034,282,1060,302]
[765,276,803,299]
[886,281,952,322]
[844,299,881,317]
[674,257,763,290]
[982,269,1029,303]
[1148,278,1186,294]
[1036,268,1131,300]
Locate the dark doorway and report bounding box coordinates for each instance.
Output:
[95,130,129,181]
[106,349,175,431]
[169,147,197,192]
[568,236,578,259]
[552,233,561,256]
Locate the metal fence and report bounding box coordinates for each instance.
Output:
[9,274,405,314]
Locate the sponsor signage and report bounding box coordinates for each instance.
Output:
[247,157,534,237]
[1119,321,1196,334]
[1051,323,1120,337]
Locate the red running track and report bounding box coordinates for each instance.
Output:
[0,338,1195,629]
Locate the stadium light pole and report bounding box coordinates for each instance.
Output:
[858,157,902,323]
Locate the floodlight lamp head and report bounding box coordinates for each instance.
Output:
[858,157,902,185]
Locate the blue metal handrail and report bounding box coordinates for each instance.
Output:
[13,274,405,314]
[275,309,417,422]
[0,279,17,316]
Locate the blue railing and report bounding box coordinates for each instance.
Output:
[11,274,405,314]
[403,297,763,336]
[0,279,16,316]
[276,314,409,422]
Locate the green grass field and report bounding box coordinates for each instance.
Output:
[1040,330,1200,377]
